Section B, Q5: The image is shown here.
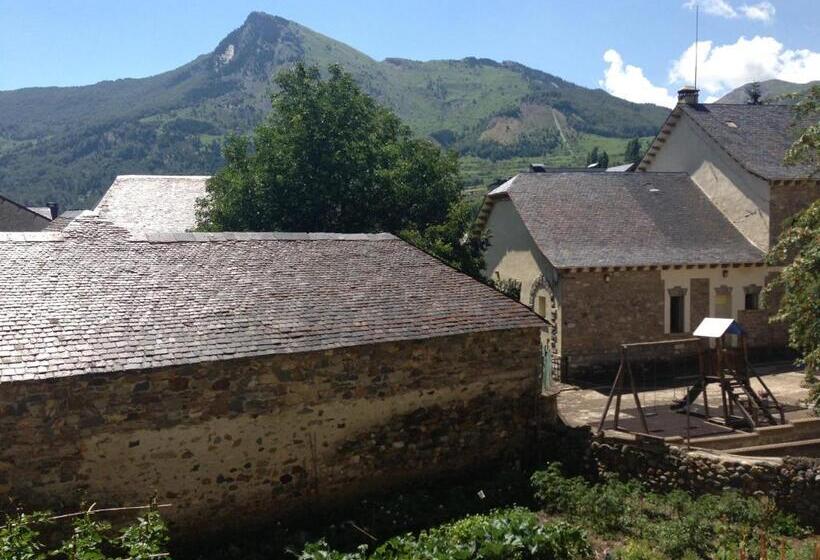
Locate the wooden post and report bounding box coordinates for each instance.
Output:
[717,338,730,421]
[597,357,625,433]
[614,352,625,430]
[626,351,650,434]
[685,384,691,447]
[698,343,709,419]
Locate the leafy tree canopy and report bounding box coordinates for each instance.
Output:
[197,63,461,235]
[765,200,820,410]
[585,146,609,168]
[784,84,820,170]
[623,137,642,164]
[766,84,819,411]
[745,81,763,105]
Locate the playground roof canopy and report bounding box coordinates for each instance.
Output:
[693,317,744,338]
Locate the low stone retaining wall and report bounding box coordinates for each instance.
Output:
[692,417,820,451]
[539,422,820,527]
[589,437,819,525]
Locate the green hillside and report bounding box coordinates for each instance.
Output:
[717,79,819,104]
[0,12,668,208]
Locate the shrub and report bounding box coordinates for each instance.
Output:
[616,541,665,560]
[0,507,170,560]
[530,462,810,559]
[531,464,640,535]
[298,508,593,560]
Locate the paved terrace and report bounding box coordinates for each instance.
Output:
[556,364,813,441]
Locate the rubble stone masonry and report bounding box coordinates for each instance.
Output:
[0,328,543,533]
[558,268,791,380]
[769,180,819,248]
[559,270,676,378]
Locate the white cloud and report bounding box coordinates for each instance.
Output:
[684,0,737,18]
[669,36,820,97]
[683,0,776,22]
[739,2,776,22]
[600,35,820,107]
[599,50,677,108]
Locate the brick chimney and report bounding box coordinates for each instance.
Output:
[46,202,59,220]
[677,85,699,106]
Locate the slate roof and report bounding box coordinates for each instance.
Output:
[679,104,814,180]
[0,194,52,229]
[27,207,54,220]
[0,216,543,382]
[94,175,209,233]
[486,172,765,268]
[43,210,85,232]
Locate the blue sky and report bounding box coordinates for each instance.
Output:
[1,0,818,106]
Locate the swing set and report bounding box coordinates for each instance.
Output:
[597,318,786,435]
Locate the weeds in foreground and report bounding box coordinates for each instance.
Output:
[531,463,812,560]
[0,507,169,560]
[298,507,593,560]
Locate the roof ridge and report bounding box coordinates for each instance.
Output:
[114,174,212,180]
[697,103,795,108]
[0,193,54,221]
[132,232,398,243]
[0,231,64,242]
[514,170,691,175]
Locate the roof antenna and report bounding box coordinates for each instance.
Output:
[694,3,699,90]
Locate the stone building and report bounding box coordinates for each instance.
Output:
[0,175,546,532]
[476,87,817,380]
[639,86,819,251]
[0,193,55,231]
[476,171,774,379]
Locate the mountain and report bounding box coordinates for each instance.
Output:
[0,12,668,208]
[717,79,819,104]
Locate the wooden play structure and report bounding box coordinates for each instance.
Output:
[596,337,702,434]
[673,318,785,428]
[597,318,785,435]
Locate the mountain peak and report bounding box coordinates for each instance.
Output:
[211,12,303,75]
[243,11,290,30]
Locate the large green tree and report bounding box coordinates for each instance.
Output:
[197,63,461,235]
[766,84,819,411]
[623,138,642,164]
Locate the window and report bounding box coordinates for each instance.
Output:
[670,294,685,333]
[536,296,547,318]
[714,286,732,318]
[744,285,761,310]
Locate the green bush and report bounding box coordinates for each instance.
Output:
[615,541,665,560]
[0,508,169,560]
[298,508,593,560]
[530,463,641,535]
[531,463,810,560]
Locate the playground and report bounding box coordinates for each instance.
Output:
[558,365,811,435]
[555,319,820,457]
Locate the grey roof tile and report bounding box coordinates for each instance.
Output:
[0,217,543,382]
[681,104,815,180]
[492,171,765,268]
[93,175,209,233]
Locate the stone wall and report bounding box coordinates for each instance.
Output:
[588,437,820,527]
[769,180,819,249]
[559,270,697,380]
[539,423,819,527]
[560,269,663,371]
[557,268,791,381]
[738,309,789,355]
[0,328,545,534]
